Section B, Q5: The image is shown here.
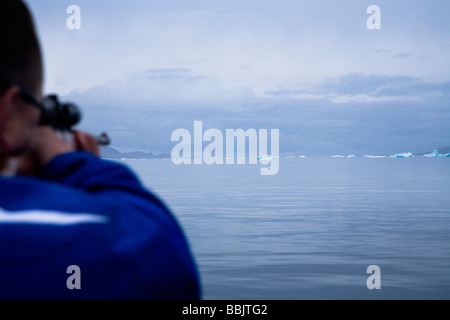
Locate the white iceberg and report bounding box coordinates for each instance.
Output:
[329,154,355,158]
[364,155,387,158]
[390,152,413,158]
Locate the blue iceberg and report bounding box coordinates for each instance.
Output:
[424,150,439,157]
[257,155,277,160]
[423,150,450,158]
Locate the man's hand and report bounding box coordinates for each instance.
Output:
[31,127,74,167]
[74,130,100,157]
[17,127,100,176]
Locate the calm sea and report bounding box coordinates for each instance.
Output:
[122,157,450,300]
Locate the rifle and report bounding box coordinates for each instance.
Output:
[40,95,111,146]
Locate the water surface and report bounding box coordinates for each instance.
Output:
[124,157,450,299]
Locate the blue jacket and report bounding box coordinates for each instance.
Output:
[0,152,200,299]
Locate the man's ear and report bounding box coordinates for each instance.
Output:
[0,86,22,151]
[0,86,22,115]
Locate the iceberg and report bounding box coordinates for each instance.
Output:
[424,150,439,157]
[423,150,450,158]
[257,155,277,160]
[390,152,413,158]
[329,155,356,158]
[364,155,387,158]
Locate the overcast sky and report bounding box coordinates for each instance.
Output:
[26,0,450,155]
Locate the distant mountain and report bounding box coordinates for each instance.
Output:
[99,146,122,158]
[100,146,170,159]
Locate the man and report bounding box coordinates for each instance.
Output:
[0,0,200,299]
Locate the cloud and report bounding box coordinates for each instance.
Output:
[65,68,263,113]
[28,0,450,97]
[266,72,450,103]
[25,0,450,155]
[63,69,450,156]
[392,52,412,59]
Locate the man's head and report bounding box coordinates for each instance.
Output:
[0,0,44,155]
